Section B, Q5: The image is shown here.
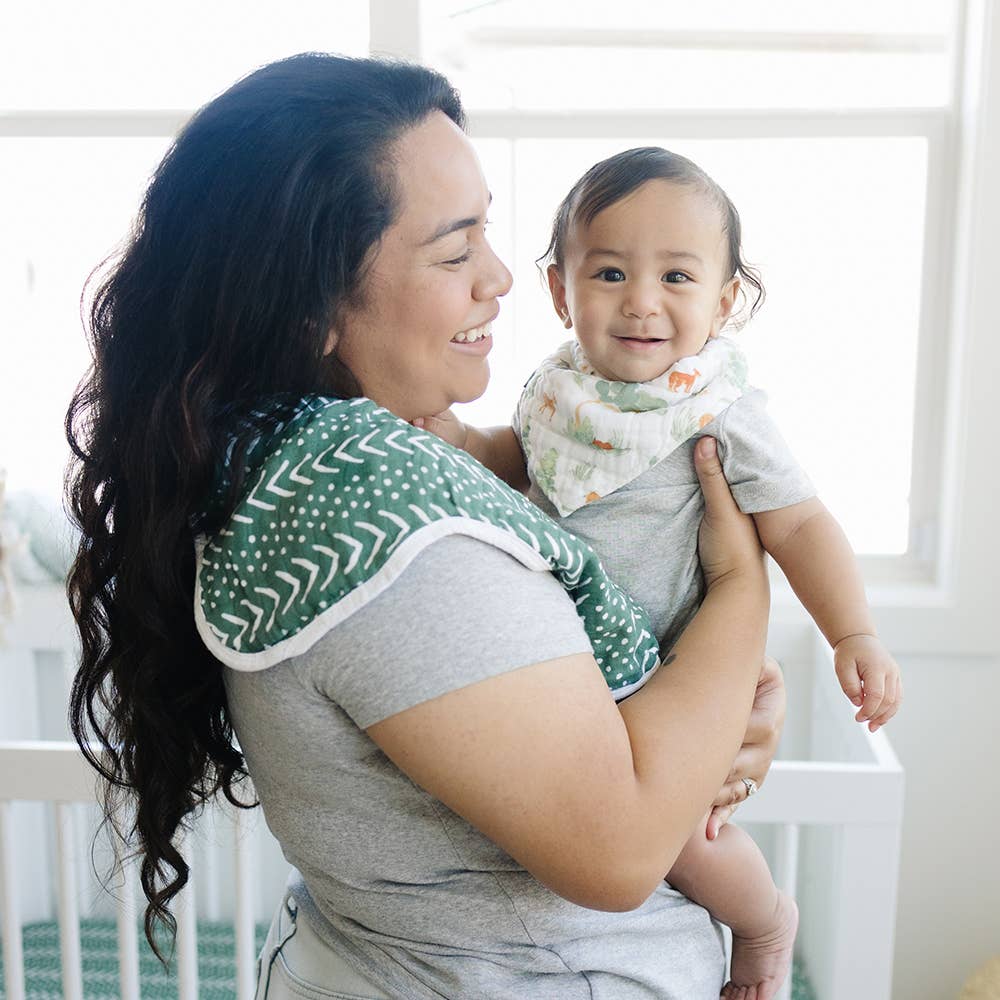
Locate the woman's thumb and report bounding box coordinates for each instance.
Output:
[694,436,729,509]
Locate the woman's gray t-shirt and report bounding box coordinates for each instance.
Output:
[224,534,726,999]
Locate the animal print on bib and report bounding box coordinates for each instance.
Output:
[517,337,749,516]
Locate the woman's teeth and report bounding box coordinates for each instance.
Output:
[452,324,491,343]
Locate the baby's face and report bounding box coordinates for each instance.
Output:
[549,179,737,383]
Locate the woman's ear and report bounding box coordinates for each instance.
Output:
[547,265,573,329]
[323,328,338,357]
[711,277,740,337]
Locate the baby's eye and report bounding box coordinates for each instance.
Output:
[596,267,626,282]
[663,271,690,284]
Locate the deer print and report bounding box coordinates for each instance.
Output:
[668,368,700,393]
[539,392,557,419]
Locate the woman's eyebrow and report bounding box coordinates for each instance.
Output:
[421,215,482,245]
[421,193,494,246]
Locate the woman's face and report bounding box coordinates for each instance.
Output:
[332,111,512,420]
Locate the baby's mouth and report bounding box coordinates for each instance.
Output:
[615,335,668,345]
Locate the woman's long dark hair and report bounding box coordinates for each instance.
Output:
[65,52,464,962]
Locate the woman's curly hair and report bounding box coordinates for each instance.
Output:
[65,52,463,962]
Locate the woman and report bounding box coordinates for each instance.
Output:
[67,53,783,999]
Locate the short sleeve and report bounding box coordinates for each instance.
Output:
[714,389,816,514]
[295,534,593,729]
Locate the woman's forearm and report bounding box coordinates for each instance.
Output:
[366,568,770,913]
[613,566,770,890]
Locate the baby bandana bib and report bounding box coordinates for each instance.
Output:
[195,396,660,698]
[517,337,749,516]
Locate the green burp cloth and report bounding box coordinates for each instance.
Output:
[195,396,660,698]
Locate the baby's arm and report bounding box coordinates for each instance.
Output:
[412,411,529,493]
[754,499,902,732]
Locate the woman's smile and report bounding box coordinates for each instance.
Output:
[450,320,494,348]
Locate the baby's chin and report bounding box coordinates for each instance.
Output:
[592,360,678,384]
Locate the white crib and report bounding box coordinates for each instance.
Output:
[0,583,904,1000]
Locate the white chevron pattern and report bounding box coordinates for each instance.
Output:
[201,399,661,695]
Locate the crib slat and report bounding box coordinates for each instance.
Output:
[203,824,223,921]
[54,802,84,1000]
[0,801,26,1000]
[233,807,257,1000]
[174,833,199,1000]
[115,848,141,1000]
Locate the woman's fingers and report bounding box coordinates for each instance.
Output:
[707,774,761,839]
[706,802,737,840]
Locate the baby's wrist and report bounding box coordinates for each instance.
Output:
[833,631,878,651]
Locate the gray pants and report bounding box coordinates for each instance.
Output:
[255,891,392,999]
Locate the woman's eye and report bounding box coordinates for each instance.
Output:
[597,268,626,282]
[443,251,472,266]
[664,271,690,283]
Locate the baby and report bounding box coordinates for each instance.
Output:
[416,147,902,1000]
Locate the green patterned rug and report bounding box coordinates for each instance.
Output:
[0,920,268,1000]
[1,919,816,998]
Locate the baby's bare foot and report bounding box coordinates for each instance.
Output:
[720,891,799,1000]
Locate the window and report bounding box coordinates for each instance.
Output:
[0,1,370,499]
[416,0,960,566]
[2,1,996,652]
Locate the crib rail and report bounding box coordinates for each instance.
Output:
[0,741,257,1000]
[1,591,904,1000]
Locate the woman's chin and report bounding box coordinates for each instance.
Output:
[453,369,491,406]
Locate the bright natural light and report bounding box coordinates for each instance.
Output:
[460,136,926,555]
[0,2,952,559]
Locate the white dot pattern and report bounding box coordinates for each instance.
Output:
[199,397,659,691]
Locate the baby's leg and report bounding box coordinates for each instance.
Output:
[667,816,798,1000]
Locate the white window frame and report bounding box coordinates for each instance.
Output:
[372,0,1000,656]
[2,1,996,655]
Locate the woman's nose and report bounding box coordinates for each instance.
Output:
[475,244,513,300]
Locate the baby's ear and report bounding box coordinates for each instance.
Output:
[547,265,572,329]
[711,277,740,336]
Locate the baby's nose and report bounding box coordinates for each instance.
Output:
[622,281,663,318]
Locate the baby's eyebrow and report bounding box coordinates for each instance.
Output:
[582,247,705,265]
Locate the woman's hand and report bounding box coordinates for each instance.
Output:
[706,655,786,839]
[693,436,766,589]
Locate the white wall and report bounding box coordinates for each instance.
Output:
[887,8,1000,991]
[890,653,1000,999]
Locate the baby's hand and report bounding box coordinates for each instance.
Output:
[833,634,903,733]
[411,410,469,451]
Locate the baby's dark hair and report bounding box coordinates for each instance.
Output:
[539,146,765,325]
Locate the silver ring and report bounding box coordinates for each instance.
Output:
[741,777,758,798]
